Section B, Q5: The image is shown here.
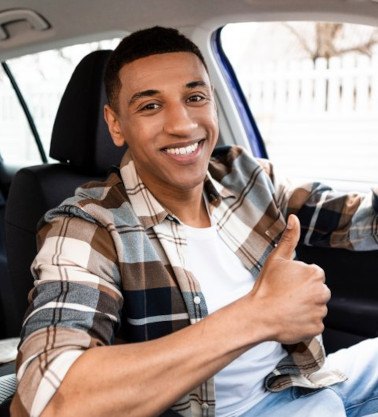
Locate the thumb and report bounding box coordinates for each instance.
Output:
[273,214,301,260]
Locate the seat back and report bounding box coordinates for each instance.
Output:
[4,49,126,336]
[0,154,18,339]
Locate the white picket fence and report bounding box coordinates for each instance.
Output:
[238,55,378,116]
[236,55,378,191]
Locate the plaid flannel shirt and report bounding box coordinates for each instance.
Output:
[13,145,378,417]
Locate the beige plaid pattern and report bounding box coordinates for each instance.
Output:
[13,146,378,416]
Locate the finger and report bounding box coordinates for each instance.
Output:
[323,284,331,303]
[273,214,301,260]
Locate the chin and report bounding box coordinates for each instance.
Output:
[178,174,207,188]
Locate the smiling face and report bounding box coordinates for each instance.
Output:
[104,52,219,200]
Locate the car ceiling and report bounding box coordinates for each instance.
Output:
[1,0,378,59]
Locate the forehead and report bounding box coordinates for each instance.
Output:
[118,52,210,94]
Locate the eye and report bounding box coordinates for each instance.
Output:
[139,102,160,112]
[187,94,206,103]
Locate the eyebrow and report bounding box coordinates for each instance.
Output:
[128,89,159,105]
[186,80,209,89]
[128,80,210,105]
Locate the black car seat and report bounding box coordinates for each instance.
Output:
[4,49,126,338]
[0,153,17,339]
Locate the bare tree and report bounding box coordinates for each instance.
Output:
[283,22,378,61]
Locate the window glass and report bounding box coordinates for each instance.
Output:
[0,67,35,163]
[1,38,120,165]
[221,22,378,191]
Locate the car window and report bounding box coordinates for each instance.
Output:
[0,68,35,164]
[0,38,120,165]
[221,22,378,192]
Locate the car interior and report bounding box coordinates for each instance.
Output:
[4,49,127,338]
[0,0,378,414]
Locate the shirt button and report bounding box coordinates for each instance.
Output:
[201,402,209,410]
[193,296,201,305]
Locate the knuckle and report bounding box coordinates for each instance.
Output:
[310,263,325,277]
[323,284,331,300]
[318,322,325,333]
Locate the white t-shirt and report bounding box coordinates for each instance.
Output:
[184,223,286,417]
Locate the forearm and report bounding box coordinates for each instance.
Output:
[39,296,268,417]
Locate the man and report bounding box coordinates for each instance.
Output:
[11,27,378,417]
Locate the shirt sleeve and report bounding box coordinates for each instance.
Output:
[262,159,378,250]
[13,214,124,416]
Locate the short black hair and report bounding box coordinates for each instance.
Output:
[104,26,208,111]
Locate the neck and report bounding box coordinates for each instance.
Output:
[159,186,211,228]
[139,175,210,228]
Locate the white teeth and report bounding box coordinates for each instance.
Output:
[166,142,199,155]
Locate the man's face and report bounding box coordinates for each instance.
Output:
[105,52,219,197]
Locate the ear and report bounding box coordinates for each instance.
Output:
[104,104,127,147]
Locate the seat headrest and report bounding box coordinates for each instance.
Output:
[50,49,127,175]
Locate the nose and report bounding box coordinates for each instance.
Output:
[163,103,198,136]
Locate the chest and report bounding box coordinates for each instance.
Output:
[115,196,285,343]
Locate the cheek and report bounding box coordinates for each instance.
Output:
[203,106,218,129]
[202,114,219,143]
[128,119,162,145]
[126,127,161,165]
[212,108,219,128]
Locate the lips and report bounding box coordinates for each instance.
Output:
[165,141,199,155]
[162,139,204,156]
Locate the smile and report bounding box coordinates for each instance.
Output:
[165,141,199,156]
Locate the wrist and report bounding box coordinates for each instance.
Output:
[213,294,274,351]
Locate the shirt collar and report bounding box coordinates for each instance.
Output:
[119,150,236,229]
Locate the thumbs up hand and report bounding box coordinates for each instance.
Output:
[251,215,331,345]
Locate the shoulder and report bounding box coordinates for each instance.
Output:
[73,170,126,206]
[41,171,136,229]
[209,145,276,187]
